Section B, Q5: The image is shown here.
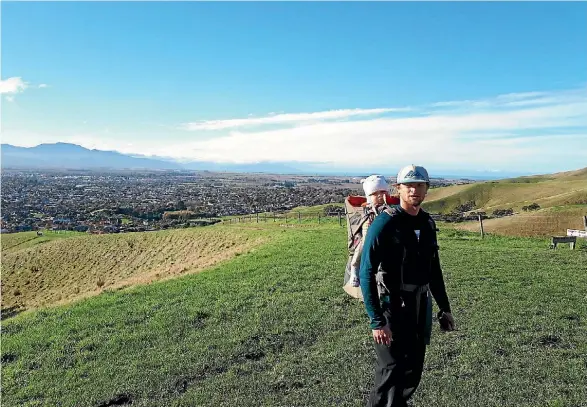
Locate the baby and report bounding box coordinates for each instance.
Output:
[349,174,390,287]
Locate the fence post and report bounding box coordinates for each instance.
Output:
[274,213,276,222]
[298,211,301,223]
[318,213,321,224]
[285,214,288,223]
[256,213,259,223]
[478,214,484,239]
[339,212,342,227]
[583,216,587,232]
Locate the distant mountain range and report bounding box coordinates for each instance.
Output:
[0,143,308,174]
[1,143,183,170]
[1,142,539,179]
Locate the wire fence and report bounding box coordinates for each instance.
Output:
[222,210,587,239]
[221,211,347,226]
[463,214,587,239]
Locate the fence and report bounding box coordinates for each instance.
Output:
[222,211,346,226]
[448,214,587,239]
[223,210,587,239]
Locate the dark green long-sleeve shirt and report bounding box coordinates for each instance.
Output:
[359,205,451,330]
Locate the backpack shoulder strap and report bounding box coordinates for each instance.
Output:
[428,217,439,232]
[422,209,439,232]
[383,205,400,218]
[423,211,440,251]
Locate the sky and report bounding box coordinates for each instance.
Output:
[1,1,586,176]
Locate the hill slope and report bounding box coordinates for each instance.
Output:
[2,222,586,407]
[1,226,270,314]
[423,167,587,214]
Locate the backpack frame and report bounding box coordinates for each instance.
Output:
[343,193,400,299]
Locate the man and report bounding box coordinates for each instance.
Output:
[359,164,455,407]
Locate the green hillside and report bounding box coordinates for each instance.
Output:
[423,167,587,214]
[2,221,586,407]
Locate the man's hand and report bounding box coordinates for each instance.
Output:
[372,325,393,345]
[438,311,456,331]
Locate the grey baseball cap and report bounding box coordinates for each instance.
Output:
[395,164,430,184]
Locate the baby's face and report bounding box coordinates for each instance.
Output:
[370,190,387,205]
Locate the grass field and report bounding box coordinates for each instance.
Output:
[2,221,586,407]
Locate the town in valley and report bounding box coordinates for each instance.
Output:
[0,169,474,234]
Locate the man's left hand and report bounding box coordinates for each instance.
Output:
[439,312,456,331]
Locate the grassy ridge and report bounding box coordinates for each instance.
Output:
[1,226,271,314]
[0,230,85,253]
[424,167,587,214]
[2,223,586,407]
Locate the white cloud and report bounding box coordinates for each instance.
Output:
[0,77,28,94]
[430,88,586,110]
[0,77,48,101]
[162,87,587,170]
[182,107,411,130]
[4,87,585,173]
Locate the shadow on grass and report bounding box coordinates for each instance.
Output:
[1,306,26,321]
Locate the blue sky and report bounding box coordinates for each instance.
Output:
[2,1,586,175]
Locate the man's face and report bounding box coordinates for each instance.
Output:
[398,182,428,207]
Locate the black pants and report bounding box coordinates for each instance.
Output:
[367,314,427,407]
